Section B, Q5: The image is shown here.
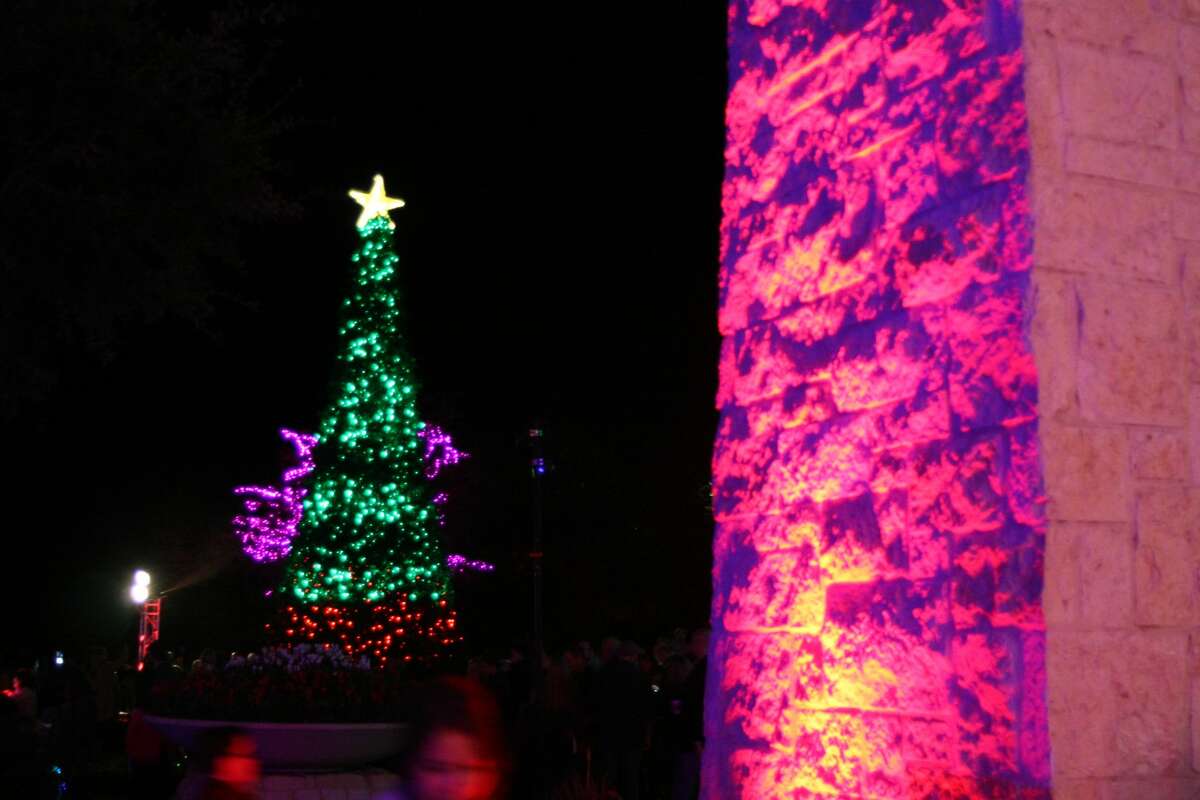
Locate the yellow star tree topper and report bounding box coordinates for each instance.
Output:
[349,174,405,228]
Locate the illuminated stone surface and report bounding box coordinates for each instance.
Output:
[1023,0,1200,793]
[708,1,1047,796]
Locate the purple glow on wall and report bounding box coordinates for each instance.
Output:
[234,429,318,563]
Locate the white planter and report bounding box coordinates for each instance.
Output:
[145,715,405,771]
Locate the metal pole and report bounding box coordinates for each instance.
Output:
[529,427,545,663]
[137,598,162,671]
[528,426,548,800]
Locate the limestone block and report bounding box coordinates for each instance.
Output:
[1191,386,1200,480]
[1131,429,1188,479]
[264,792,290,800]
[1018,630,1052,785]
[1106,779,1200,800]
[319,790,346,800]
[1058,43,1176,147]
[1185,105,1200,154]
[1043,523,1080,625]
[821,580,952,713]
[1187,0,1200,20]
[740,382,836,439]
[1049,630,1189,777]
[1183,244,1200,308]
[820,490,908,583]
[829,309,942,413]
[1021,27,1065,174]
[1033,176,1173,282]
[1078,523,1135,629]
[1185,249,1200,384]
[951,528,1045,630]
[1006,421,1048,528]
[1175,193,1200,242]
[714,507,821,558]
[894,183,1030,310]
[1029,270,1078,421]
[294,791,320,800]
[1077,279,1185,426]
[727,322,808,406]
[1134,486,1196,626]
[1024,0,1175,56]
[909,431,1011,539]
[944,277,1038,432]
[1065,137,1174,188]
[1174,152,1200,195]
[711,631,824,745]
[722,549,823,633]
[949,630,1034,781]
[1048,632,1119,777]
[774,414,878,505]
[1040,424,1130,521]
[1050,779,1102,800]
[1181,25,1200,110]
[1193,677,1200,771]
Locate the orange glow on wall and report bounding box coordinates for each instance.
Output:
[707,0,1048,796]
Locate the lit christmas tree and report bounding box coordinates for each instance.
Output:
[272,174,460,664]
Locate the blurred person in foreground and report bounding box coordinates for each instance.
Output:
[189,726,262,800]
[382,676,507,800]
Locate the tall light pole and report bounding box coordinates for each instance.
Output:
[129,570,161,671]
[529,427,545,663]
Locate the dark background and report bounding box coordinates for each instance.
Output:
[2,1,727,661]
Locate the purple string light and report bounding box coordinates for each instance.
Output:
[419,425,467,478]
[236,426,492,573]
[234,429,318,563]
[446,554,495,573]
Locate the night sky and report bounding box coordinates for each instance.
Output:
[5,1,728,660]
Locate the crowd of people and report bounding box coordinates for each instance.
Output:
[0,626,711,800]
[467,627,710,800]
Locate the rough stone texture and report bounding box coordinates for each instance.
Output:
[1027,0,1200,792]
[709,1,1048,797]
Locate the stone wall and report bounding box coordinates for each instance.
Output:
[706,1,1049,796]
[1023,0,1200,797]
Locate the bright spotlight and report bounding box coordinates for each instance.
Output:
[134,570,151,587]
[130,584,150,603]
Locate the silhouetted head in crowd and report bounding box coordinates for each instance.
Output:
[664,654,692,688]
[600,636,622,664]
[13,668,33,691]
[563,646,586,674]
[399,677,506,800]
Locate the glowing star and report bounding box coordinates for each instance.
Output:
[348,174,405,228]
